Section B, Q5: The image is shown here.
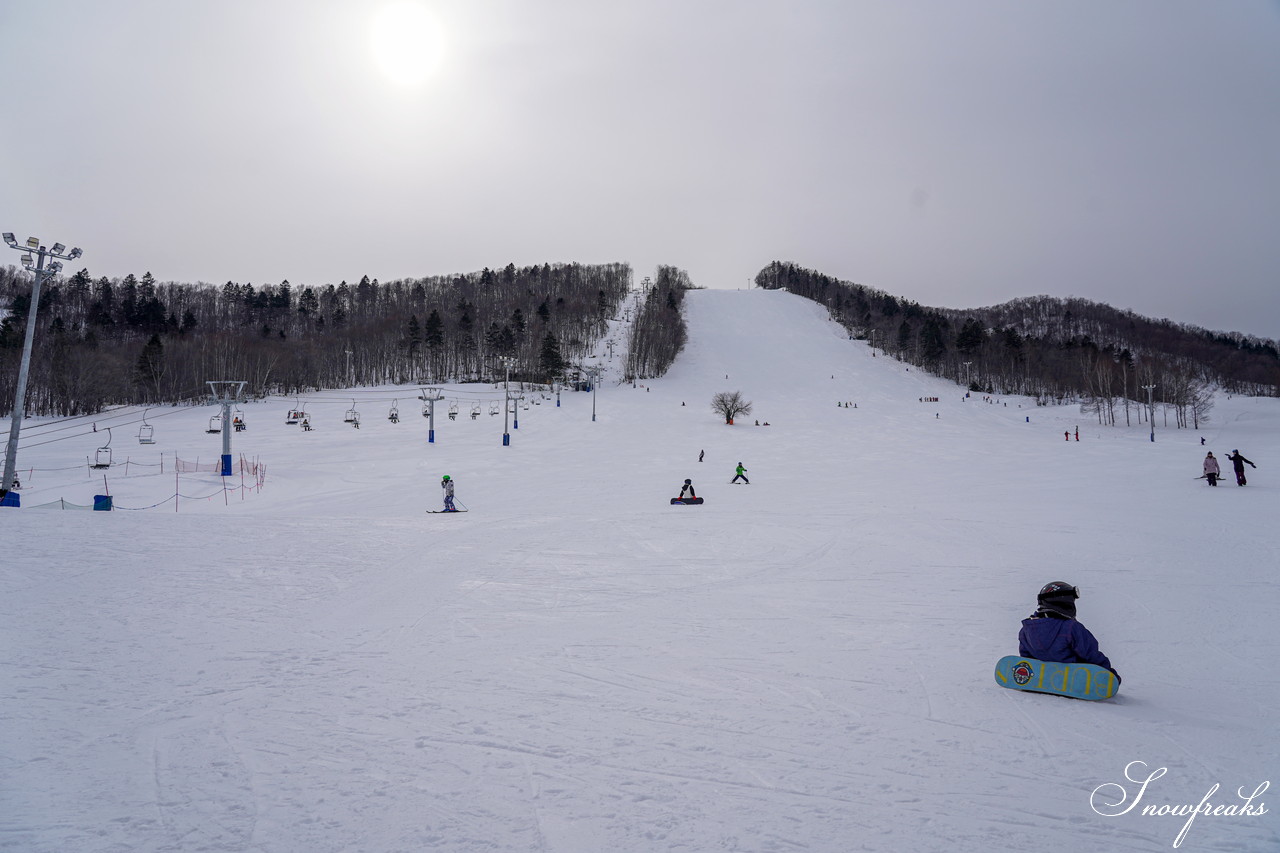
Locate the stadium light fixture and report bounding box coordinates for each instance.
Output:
[2,232,83,496]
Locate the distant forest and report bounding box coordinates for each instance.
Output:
[756,261,1279,428]
[0,262,634,416]
[626,266,691,381]
[5,255,1273,426]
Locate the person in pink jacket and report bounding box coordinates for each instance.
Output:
[1203,452,1221,486]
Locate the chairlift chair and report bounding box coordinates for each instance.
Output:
[388,399,400,423]
[233,406,247,432]
[137,409,156,445]
[489,402,499,416]
[92,428,113,469]
[286,398,301,424]
[448,401,459,421]
[207,413,223,434]
[344,400,358,423]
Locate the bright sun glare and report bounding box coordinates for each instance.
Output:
[370,2,444,86]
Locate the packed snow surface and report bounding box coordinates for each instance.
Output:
[3,289,1276,852]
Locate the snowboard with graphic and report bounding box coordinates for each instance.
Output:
[671,497,704,505]
[994,655,1118,701]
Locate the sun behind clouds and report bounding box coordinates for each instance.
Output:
[369,1,445,86]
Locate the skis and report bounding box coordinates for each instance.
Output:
[427,509,468,513]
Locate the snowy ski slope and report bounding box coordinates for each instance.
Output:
[2,288,1276,852]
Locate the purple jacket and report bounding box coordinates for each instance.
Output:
[1019,614,1120,682]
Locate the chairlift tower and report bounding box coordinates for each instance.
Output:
[207,380,247,475]
[499,357,516,445]
[2,234,82,495]
[585,366,603,422]
[419,387,444,443]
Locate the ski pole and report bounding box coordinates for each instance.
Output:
[454,498,468,511]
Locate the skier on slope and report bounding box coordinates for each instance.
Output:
[731,462,749,484]
[679,479,697,500]
[1203,452,1221,486]
[441,474,457,511]
[1225,449,1256,487]
[1019,582,1120,684]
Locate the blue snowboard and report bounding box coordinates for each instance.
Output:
[994,655,1118,701]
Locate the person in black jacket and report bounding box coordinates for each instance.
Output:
[1225,450,1256,486]
[679,479,696,500]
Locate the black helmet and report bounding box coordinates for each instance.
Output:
[1038,581,1079,601]
[684,479,691,485]
[1037,581,1079,617]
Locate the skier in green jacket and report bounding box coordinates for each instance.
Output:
[731,462,749,484]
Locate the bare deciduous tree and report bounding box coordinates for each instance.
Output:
[711,391,752,424]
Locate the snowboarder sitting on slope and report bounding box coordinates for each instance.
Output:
[679,479,696,500]
[1225,449,1256,486]
[1019,582,1120,684]
[731,463,749,484]
[441,474,456,511]
[1203,452,1220,486]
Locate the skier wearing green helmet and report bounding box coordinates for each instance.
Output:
[441,474,456,511]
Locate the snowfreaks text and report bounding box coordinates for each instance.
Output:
[1090,761,1269,848]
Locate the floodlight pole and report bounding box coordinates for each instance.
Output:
[2,235,81,496]
[1142,384,1156,442]
[208,381,246,475]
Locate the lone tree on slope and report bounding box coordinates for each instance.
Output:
[711,391,752,424]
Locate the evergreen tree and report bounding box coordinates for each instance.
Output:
[920,317,947,362]
[539,332,566,381]
[955,318,985,354]
[484,322,503,355]
[424,309,444,349]
[135,334,165,400]
[298,287,319,316]
[407,314,423,357]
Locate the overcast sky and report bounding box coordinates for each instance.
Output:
[3,0,1278,338]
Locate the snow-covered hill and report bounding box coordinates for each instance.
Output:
[3,288,1276,852]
